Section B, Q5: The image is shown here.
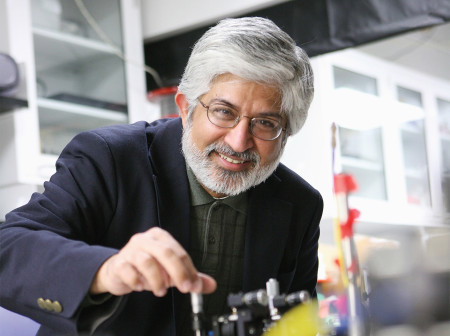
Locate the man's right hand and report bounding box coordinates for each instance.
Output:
[90,227,217,297]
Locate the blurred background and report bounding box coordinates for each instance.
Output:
[1,0,449,335]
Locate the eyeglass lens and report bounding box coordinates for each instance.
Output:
[205,102,282,140]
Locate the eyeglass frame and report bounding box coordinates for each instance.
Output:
[198,100,287,141]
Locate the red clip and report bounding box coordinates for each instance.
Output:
[334,174,358,193]
[340,208,360,238]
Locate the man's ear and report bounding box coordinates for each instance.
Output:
[175,92,189,127]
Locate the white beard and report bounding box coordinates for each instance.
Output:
[181,121,284,196]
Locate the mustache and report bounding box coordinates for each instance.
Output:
[205,142,260,165]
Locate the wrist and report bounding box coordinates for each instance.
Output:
[90,261,109,295]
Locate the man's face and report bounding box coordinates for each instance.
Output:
[177,74,287,198]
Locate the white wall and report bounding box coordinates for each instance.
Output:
[141,0,291,41]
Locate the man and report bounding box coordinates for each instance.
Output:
[0,17,323,335]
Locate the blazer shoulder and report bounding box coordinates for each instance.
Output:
[88,121,149,145]
[275,163,321,198]
[77,120,175,156]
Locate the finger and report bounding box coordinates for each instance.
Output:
[198,273,217,294]
[139,228,200,293]
[166,272,216,294]
[132,251,168,296]
[146,242,198,293]
[108,260,143,295]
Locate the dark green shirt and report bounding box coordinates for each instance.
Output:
[179,167,248,335]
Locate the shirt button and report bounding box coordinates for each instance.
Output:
[208,235,216,244]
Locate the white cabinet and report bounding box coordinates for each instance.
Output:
[284,49,450,230]
[0,0,147,220]
[437,98,450,210]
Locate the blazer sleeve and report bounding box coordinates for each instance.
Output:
[0,130,122,334]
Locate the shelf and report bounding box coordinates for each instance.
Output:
[37,97,127,122]
[37,98,127,155]
[33,27,121,72]
[0,96,28,113]
[33,27,119,53]
[33,26,127,104]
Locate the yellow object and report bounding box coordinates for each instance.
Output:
[333,216,348,287]
[263,302,320,336]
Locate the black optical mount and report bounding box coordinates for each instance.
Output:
[191,278,312,336]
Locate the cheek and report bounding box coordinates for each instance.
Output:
[258,142,282,164]
[190,119,224,149]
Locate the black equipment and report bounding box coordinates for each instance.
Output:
[191,278,312,336]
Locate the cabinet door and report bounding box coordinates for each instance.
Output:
[31,0,128,155]
[332,66,387,200]
[437,98,450,212]
[396,86,431,206]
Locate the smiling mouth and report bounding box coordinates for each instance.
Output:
[218,152,246,164]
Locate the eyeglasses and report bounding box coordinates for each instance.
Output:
[199,101,286,141]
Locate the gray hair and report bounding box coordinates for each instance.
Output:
[178,17,314,135]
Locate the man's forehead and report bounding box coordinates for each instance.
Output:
[210,73,277,90]
[205,74,281,108]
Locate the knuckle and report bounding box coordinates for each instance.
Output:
[135,251,152,264]
[142,261,159,278]
[112,255,129,271]
[150,226,163,233]
[122,269,139,287]
[178,251,192,265]
[129,232,144,244]
[148,226,162,236]
[148,227,171,240]
[161,246,177,260]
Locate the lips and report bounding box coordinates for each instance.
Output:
[206,142,260,168]
[218,152,246,164]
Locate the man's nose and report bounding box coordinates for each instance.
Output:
[223,117,254,153]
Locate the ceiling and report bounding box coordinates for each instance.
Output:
[356,22,450,82]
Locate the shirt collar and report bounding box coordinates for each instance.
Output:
[186,165,248,214]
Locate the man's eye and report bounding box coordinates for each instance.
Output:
[255,118,277,129]
[211,106,236,119]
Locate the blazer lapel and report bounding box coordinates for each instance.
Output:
[147,118,192,335]
[243,173,293,291]
[147,118,191,250]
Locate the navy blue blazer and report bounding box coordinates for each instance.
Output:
[0,118,323,335]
